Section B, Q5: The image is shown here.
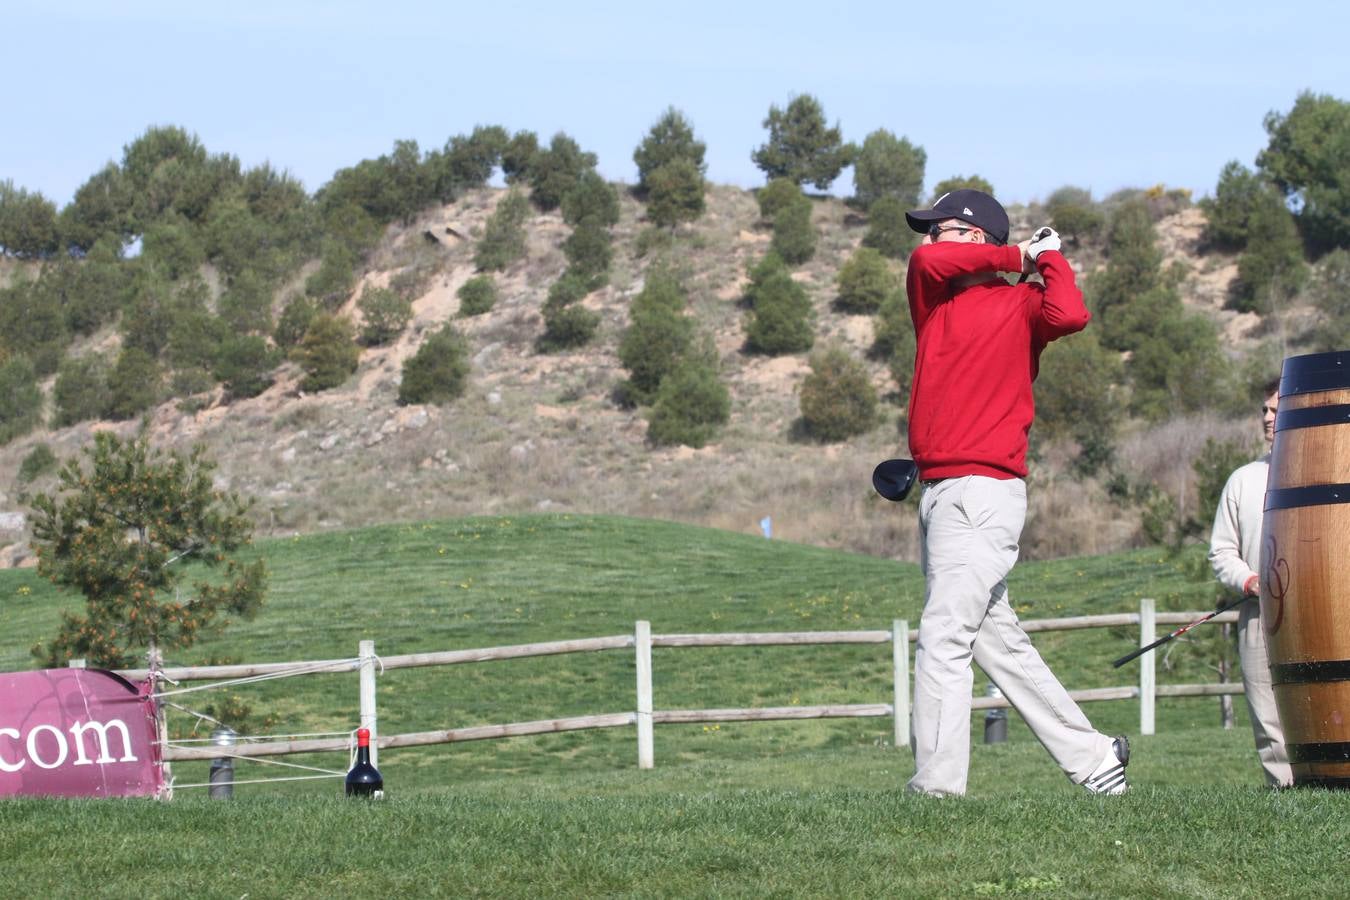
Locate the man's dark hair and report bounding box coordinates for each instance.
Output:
[1262,376,1280,396]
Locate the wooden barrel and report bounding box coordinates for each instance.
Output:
[1263,350,1350,788]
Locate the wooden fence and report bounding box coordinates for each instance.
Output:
[128,598,1240,770]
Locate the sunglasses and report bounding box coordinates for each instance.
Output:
[928,223,978,238]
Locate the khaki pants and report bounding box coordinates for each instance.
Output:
[908,475,1113,796]
[1237,599,1293,786]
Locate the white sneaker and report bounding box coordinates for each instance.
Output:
[1083,736,1130,795]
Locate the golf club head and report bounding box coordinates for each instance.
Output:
[872,458,918,502]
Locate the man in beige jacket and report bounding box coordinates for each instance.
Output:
[1207,378,1292,787]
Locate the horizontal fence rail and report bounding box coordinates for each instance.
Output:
[136,600,1245,781]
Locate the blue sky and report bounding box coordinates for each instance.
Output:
[6,0,1347,208]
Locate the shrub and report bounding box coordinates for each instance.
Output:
[357,286,412,346]
[751,94,856,190]
[1257,91,1350,254]
[1092,199,1166,352]
[59,163,132,253]
[398,323,470,405]
[862,196,918,259]
[274,294,317,349]
[214,335,277,400]
[757,178,802,224]
[1192,437,1258,534]
[745,263,813,355]
[1310,249,1350,350]
[771,192,815,265]
[645,159,706,229]
[647,357,730,448]
[1200,162,1263,251]
[294,314,360,392]
[218,270,275,335]
[53,354,109,426]
[0,180,61,258]
[562,219,612,289]
[18,443,57,484]
[929,175,995,201]
[105,347,162,420]
[634,225,676,259]
[1230,188,1308,313]
[527,133,598,212]
[0,356,42,445]
[165,285,227,371]
[617,269,694,405]
[743,251,789,307]
[119,269,176,359]
[538,303,600,353]
[140,215,206,281]
[29,431,265,668]
[501,130,540,184]
[1034,331,1124,475]
[431,124,509,200]
[561,171,620,228]
[0,276,68,376]
[305,241,360,310]
[63,238,128,336]
[457,276,497,317]
[546,272,590,309]
[851,129,925,211]
[1127,309,1230,421]
[1045,185,1104,244]
[170,368,217,408]
[835,248,894,313]
[798,345,878,441]
[870,287,916,399]
[633,107,707,194]
[475,188,530,272]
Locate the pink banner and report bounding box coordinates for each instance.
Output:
[0,669,164,798]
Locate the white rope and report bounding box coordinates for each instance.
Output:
[150,657,363,699]
[199,752,346,776]
[163,700,227,733]
[173,773,342,789]
[164,730,351,745]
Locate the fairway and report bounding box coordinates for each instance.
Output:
[2,515,1340,896]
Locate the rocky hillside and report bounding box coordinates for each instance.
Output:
[0,185,1277,569]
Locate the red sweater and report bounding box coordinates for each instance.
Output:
[905,242,1089,481]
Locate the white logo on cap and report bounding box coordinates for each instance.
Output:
[963,207,973,215]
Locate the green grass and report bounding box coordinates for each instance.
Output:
[2,736,1347,898]
[2,514,1316,896]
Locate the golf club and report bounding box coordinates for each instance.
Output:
[872,458,919,502]
[1111,594,1249,668]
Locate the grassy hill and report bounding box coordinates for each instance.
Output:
[3,515,1344,898]
[0,185,1280,569]
[3,514,1234,788]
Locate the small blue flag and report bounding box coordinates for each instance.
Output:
[759,516,772,539]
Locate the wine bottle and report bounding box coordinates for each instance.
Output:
[345,727,384,798]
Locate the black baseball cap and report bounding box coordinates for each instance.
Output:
[905,189,1010,245]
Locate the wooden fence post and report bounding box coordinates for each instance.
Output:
[1139,599,1156,736]
[148,641,172,801]
[893,619,910,749]
[359,640,378,768]
[636,620,654,769]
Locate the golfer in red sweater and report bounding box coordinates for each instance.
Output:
[902,189,1129,796]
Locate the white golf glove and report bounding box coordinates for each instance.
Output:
[1027,226,1061,261]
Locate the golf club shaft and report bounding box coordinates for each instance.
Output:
[1111,595,1249,669]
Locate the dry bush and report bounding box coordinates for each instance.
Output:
[1022,470,1137,560]
[1117,412,1252,527]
